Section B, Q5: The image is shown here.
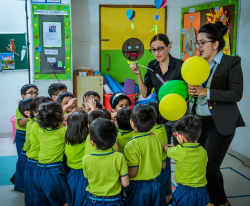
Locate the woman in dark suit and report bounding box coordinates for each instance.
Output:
[189,22,245,206]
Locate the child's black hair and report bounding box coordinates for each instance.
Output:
[131,104,156,132]
[29,96,53,120]
[65,111,89,146]
[37,102,63,130]
[146,101,167,125]
[175,115,202,143]
[109,93,132,109]
[18,97,35,118]
[88,109,111,125]
[48,83,67,97]
[96,102,103,109]
[100,109,111,120]
[117,108,132,130]
[56,92,75,105]
[20,84,38,96]
[89,118,117,150]
[83,91,101,102]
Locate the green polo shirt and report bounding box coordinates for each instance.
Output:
[85,134,117,155]
[117,129,135,154]
[65,141,85,169]
[26,121,40,160]
[167,143,208,187]
[124,132,165,181]
[38,126,67,164]
[82,148,128,196]
[22,118,34,152]
[151,124,168,145]
[15,107,26,131]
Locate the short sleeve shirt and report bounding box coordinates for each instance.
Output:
[15,107,26,131]
[117,129,135,154]
[167,143,208,187]
[151,124,168,145]
[124,132,165,180]
[65,141,86,169]
[144,54,184,97]
[82,148,128,196]
[38,126,67,164]
[85,134,117,155]
[22,118,34,152]
[26,121,40,160]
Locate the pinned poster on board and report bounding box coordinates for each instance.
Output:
[43,22,62,48]
[31,0,61,3]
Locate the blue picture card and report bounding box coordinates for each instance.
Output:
[0,53,15,70]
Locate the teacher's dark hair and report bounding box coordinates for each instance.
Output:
[150,34,170,47]
[198,21,227,51]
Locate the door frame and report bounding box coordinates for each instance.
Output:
[99,4,167,71]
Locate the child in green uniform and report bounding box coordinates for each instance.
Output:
[48,83,67,102]
[57,92,78,115]
[33,102,71,206]
[65,111,89,206]
[85,109,119,155]
[25,96,53,206]
[116,108,134,154]
[82,118,129,206]
[162,115,210,206]
[124,104,166,206]
[14,97,35,195]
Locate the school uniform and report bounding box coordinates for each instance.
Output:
[85,134,117,155]
[33,126,71,206]
[14,118,33,193]
[65,141,89,206]
[82,148,128,206]
[151,124,171,194]
[25,120,40,206]
[124,132,166,206]
[15,107,27,156]
[117,129,135,154]
[167,143,210,206]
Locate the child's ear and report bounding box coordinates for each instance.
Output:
[89,135,95,147]
[130,119,136,130]
[21,94,26,99]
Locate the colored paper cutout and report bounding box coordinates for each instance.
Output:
[6,39,19,56]
[131,22,134,30]
[154,0,163,10]
[150,24,158,35]
[160,0,168,9]
[35,46,42,52]
[126,9,133,20]
[58,61,63,67]
[0,53,15,70]
[21,46,26,61]
[53,62,64,70]
[154,14,160,21]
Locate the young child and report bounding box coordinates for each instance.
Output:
[124,104,166,206]
[147,102,171,205]
[116,108,135,154]
[25,96,53,206]
[14,97,35,194]
[110,92,132,112]
[57,92,78,115]
[65,111,89,206]
[82,118,129,206]
[84,91,101,102]
[162,115,210,206]
[15,84,38,157]
[84,110,118,155]
[33,102,71,206]
[48,83,67,102]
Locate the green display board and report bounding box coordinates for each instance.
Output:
[180,0,239,59]
[32,4,71,80]
[0,33,28,70]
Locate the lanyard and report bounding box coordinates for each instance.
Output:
[202,62,216,88]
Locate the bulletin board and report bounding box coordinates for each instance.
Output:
[180,0,239,60]
[32,4,71,80]
[0,33,28,70]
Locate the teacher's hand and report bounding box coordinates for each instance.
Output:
[130,62,140,75]
[188,85,207,97]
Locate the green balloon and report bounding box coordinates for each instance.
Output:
[158,80,188,101]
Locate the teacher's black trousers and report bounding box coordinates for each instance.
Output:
[198,116,234,206]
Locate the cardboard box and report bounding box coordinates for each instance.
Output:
[77,68,93,76]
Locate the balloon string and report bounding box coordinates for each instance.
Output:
[186,85,207,103]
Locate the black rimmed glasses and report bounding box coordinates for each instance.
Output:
[26,91,39,95]
[149,46,167,53]
[194,41,215,48]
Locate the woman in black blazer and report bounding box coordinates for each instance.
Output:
[189,22,245,206]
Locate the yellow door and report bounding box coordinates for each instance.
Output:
[100,6,166,83]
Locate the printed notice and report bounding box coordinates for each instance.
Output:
[44,49,58,55]
[43,22,62,48]
[214,7,220,12]
[182,29,186,34]
[35,10,67,15]
[190,16,194,21]
[189,8,195,13]
[47,58,56,63]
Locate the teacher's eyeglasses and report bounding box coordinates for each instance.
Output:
[149,46,167,53]
[194,41,215,48]
[173,132,187,140]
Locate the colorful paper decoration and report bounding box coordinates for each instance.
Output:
[206,7,230,55]
[6,39,19,56]
[35,46,42,52]
[0,53,15,70]
[126,9,136,30]
[122,38,144,60]
[21,46,26,61]
[185,27,196,57]
[154,0,168,9]
[154,14,160,21]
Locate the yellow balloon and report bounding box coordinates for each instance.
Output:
[159,94,187,121]
[181,56,210,85]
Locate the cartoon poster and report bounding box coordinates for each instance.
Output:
[0,53,15,70]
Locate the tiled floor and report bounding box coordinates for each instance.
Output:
[0,136,250,206]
